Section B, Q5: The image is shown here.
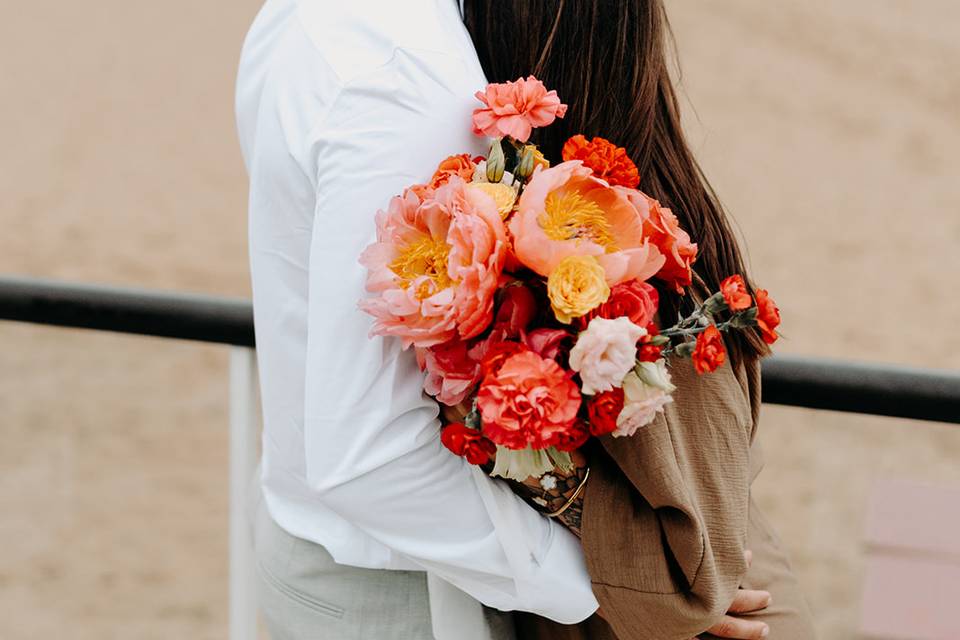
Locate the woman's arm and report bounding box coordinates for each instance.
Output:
[575,355,760,639]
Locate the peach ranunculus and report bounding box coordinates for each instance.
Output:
[358,177,507,349]
[622,190,698,293]
[509,160,666,287]
[472,76,568,143]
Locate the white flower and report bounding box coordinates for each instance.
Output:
[613,370,673,438]
[539,474,558,491]
[634,359,676,393]
[569,316,647,395]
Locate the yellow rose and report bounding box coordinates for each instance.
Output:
[547,255,610,324]
[468,182,519,220]
[532,148,550,171]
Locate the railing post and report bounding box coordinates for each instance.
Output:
[229,346,260,640]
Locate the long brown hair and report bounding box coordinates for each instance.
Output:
[462,0,770,365]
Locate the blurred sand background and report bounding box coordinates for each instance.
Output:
[1,1,958,638]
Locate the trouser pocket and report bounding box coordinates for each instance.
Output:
[256,558,346,620]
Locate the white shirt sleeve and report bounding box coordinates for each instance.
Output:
[296,48,600,623]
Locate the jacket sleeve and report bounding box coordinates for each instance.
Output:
[580,356,759,639]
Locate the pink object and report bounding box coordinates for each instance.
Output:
[508,161,666,286]
[476,350,581,450]
[860,479,960,639]
[359,177,507,349]
[472,76,568,142]
[623,189,698,294]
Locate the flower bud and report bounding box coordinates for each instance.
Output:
[514,145,536,181]
[486,139,506,183]
[703,291,728,315]
[674,341,696,357]
[728,306,759,328]
[649,334,671,347]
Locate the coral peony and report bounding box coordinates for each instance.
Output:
[359,177,507,349]
[561,135,640,188]
[577,278,659,330]
[755,289,781,344]
[614,370,673,437]
[476,350,582,450]
[569,316,647,395]
[441,423,497,466]
[547,255,611,324]
[509,161,666,287]
[621,190,698,293]
[691,324,726,374]
[720,274,752,311]
[472,76,568,143]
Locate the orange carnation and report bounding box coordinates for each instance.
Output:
[561,134,640,188]
[755,289,781,344]
[720,274,752,311]
[691,324,726,374]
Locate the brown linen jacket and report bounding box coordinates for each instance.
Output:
[515,354,816,639]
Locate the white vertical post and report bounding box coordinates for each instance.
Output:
[229,346,260,640]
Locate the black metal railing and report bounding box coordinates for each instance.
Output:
[1,273,958,424]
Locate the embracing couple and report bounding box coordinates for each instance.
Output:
[235,0,816,638]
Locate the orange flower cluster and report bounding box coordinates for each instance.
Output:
[561,134,640,189]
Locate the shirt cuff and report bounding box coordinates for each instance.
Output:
[516,523,600,624]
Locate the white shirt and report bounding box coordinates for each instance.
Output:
[235,0,599,629]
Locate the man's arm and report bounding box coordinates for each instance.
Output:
[295,49,598,623]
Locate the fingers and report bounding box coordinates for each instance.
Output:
[744,549,753,569]
[705,614,769,639]
[729,588,771,613]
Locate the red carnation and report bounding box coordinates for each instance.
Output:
[546,419,590,452]
[691,325,726,374]
[562,134,640,188]
[587,388,625,437]
[479,341,529,378]
[637,323,664,363]
[755,289,781,344]
[577,278,659,330]
[720,274,752,311]
[440,423,497,466]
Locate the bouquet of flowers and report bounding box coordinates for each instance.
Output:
[358,76,781,480]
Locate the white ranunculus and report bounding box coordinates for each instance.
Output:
[634,359,676,393]
[569,316,647,395]
[613,370,673,437]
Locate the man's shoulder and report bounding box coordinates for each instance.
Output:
[295,0,473,84]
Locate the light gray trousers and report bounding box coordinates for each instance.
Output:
[248,483,517,640]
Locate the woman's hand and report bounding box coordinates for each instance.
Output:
[699,551,771,639]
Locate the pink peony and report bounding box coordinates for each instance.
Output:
[509,161,666,286]
[476,350,582,450]
[472,76,568,143]
[568,316,647,395]
[359,177,507,349]
[622,190,698,293]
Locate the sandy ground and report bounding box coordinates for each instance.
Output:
[1,1,958,638]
